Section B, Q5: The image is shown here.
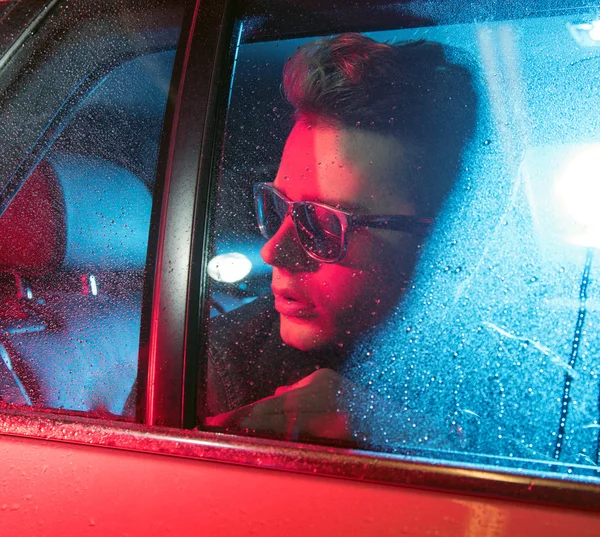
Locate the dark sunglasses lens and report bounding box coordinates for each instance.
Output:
[257,186,287,238]
[294,203,343,261]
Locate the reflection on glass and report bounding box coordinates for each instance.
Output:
[208,253,253,283]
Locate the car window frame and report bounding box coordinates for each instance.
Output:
[183,0,600,508]
[137,0,237,429]
[0,0,58,67]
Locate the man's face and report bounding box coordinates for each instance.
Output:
[260,121,420,351]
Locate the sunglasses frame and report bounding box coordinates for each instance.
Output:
[254,182,432,263]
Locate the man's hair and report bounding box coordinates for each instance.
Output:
[282,33,477,216]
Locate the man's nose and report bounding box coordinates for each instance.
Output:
[260,214,317,270]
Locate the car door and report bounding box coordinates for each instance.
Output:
[2,0,600,535]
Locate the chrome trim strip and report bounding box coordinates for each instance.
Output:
[0,410,599,511]
[0,0,59,73]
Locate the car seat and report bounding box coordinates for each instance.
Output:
[0,153,151,417]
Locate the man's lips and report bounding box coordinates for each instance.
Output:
[272,288,316,318]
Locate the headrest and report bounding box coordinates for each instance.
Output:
[0,162,65,274]
[47,153,152,271]
[0,154,152,275]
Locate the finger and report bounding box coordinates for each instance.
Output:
[288,368,338,390]
[241,409,351,442]
[273,384,294,396]
[240,412,289,436]
[204,401,260,428]
[250,385,340,416]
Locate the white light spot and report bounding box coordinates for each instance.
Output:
[555,146,600,248]
[568,21,600,46]
[589,21,600,41]
[208,253,252,283]
[89,274,98,296]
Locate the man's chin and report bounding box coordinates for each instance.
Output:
[279,315,334,352]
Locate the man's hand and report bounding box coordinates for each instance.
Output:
[205,369,356,443]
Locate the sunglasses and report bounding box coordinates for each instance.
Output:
[254,182,432,263]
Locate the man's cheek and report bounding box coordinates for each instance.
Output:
[324,274,383,310]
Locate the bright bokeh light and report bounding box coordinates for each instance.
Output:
[589,21,600,41]
[89,274,98,296]
[567,20,600,46]
[207,252,253,283]
[554,146,600,248]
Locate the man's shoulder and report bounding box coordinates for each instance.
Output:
[206,295,283,414]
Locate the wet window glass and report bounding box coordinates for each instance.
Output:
[203,1,600,481]
[0,1,17,21]
[0,0,184,418]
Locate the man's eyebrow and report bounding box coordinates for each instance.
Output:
[290,191,368,213]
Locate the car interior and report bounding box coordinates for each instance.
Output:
[0,48,177,417]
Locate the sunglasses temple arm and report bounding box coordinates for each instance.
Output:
[352,215,433,234]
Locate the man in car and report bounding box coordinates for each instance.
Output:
[205,33,476,445]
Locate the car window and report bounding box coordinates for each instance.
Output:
[0,0,185,418]
[0,1,17,20]
[200,0,600,482]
